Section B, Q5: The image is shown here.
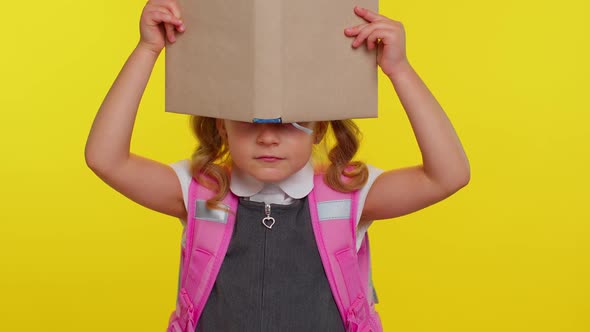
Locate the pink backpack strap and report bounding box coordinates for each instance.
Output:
[167,178,238,332]
[309,174,383,332]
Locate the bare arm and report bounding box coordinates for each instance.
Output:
[85,1,187,220]
[85,45,158,169]
[362,63,470,222]
[344,7,470,223]
[85,44,186,220]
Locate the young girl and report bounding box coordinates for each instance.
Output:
[85,0,470,331]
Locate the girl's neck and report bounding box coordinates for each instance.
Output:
[230,161,314,200]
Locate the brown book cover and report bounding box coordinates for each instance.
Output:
[165,0,379,123]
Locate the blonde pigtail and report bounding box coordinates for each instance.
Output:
[325,120,368,192]
[189,116,231,211]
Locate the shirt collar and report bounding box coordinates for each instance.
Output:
[230,161,314,199]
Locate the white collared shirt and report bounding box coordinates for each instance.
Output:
[230,160,315,205]
[169,159,383,251]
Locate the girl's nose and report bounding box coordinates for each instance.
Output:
[256,124,280,145]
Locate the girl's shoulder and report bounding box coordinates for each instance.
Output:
[169,159,196,212]
[169,158,383,251]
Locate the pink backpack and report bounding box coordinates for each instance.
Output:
[167,173,383,332]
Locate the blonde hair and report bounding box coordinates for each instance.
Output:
[188,116,368,210]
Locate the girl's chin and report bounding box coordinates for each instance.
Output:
[250,169,290,183]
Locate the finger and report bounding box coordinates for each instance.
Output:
[352,25,376,47]
[351,23,391,48]
[154,8,184,42]
[344,23,368,36]
[149,0,182,20]
[165,22,176,43]
[150,7,183,27]
[367,29,386,50]
[354,6,385,23]
[345,20,392,38]
[167,0,183,19]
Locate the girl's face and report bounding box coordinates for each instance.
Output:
[217,119,319,183]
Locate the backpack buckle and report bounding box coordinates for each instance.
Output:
[346,294,374,332]
[176,287,195,330]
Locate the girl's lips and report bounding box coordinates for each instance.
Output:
[256,156,284,162]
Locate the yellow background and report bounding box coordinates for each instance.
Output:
[1,0,588,331]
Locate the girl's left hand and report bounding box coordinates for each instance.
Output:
[344,6,409,77]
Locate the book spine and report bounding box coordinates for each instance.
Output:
[253,0,283,121]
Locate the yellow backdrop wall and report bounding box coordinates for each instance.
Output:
[1,0,588,331]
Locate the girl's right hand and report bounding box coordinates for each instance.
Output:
[138,0,185,55]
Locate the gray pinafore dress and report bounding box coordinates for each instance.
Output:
[195,197,346,332]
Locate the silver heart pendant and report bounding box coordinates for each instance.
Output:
[262,216,276,229]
